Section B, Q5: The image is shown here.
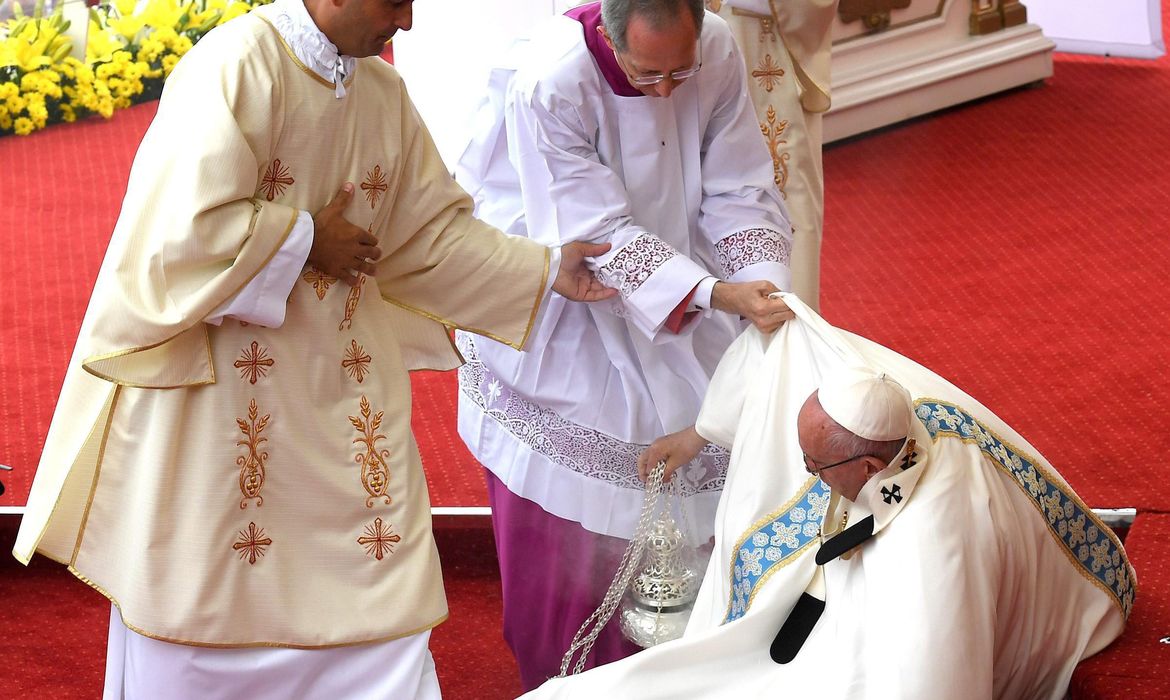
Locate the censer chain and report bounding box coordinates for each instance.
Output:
[556,460,667,677]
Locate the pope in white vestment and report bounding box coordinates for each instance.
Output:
[454,0,795,687]
[11,1,612,697]
[522,295,1133,699]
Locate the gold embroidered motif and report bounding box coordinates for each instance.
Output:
[360,165,389,209]
[758,16,776,41]
[760,105,791,197]
[234,341,274,384]
[350,395,392,507]
[339,273,365,331]
[236,399,270,509]
[342,339,372,383]
[259,159,295,201]
[233,522,272,564]
[303,267,338,300]
[752,54,786,92]
[358,517,401,560]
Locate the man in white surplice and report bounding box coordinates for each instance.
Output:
[455,0,795,688]
[522,296,1133,699]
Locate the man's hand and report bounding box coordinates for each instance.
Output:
[710,280,795,333]
[309,183,382,287]
[638,426,709,483]
[553,241,619,302]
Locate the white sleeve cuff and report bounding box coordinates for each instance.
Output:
[545,246,561,297]
[205,209,314,328]
[690,276,718,310]
[528,245,562,336]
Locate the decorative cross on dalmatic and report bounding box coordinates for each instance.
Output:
[234,341,274,384]
[358,517,401,560]
[751,54,786,92]
[259,159,295,201]
[342,339,372,383]
[881,484,903,504]
[233,522,272,565]
[361,165,389,209]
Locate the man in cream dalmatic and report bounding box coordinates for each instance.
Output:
[11,0,614,697]
[525,295,1133,699]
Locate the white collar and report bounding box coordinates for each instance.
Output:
[262,0,356,98]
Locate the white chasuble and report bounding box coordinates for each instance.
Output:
[522,296,1132,699]
[455,11,792,542]
[15,12,549,648]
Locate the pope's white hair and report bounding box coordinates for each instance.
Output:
[816,393,906,463]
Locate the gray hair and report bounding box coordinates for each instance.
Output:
[822,417,906,466]
[601,0,705,52]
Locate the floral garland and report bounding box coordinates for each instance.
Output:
[1,0,268,136]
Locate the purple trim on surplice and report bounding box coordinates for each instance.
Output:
[566,1,644,98]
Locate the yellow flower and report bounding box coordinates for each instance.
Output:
[112,0,139,16]
[0,112,12,131]
[218,2,251,25]
[86,22,125,65]
[13,116,34,135]
[5,94,26,113]
[0,11,74,71]
[108,16,148,42]
[174,35,193,54]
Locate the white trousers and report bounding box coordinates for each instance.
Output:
[103,607,442,700]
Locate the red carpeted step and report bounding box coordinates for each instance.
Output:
[412,370,490,506]
[1070,513,1170,698]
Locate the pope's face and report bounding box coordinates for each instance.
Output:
[331,0,413,58]
[813,457,872,504]
[796,393,875,503]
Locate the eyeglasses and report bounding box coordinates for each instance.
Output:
[612,39,702,87]
[802,452,877,477]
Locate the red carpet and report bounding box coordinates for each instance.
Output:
[1070,513,1170,696]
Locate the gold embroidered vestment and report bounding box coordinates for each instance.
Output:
[14,14,550,649]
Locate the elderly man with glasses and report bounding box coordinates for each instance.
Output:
[455,0,795,689]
